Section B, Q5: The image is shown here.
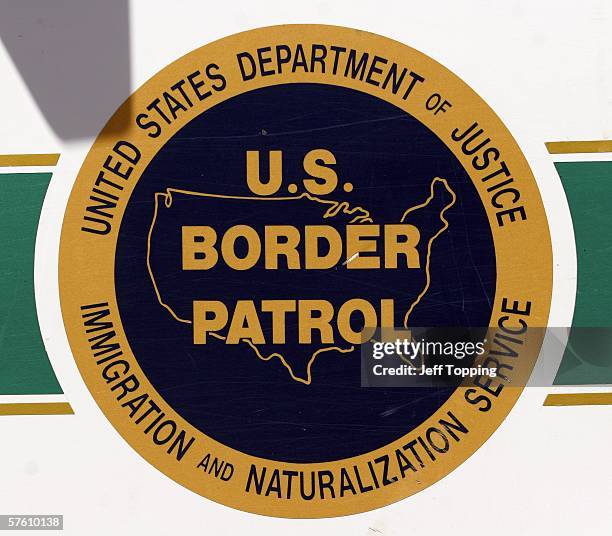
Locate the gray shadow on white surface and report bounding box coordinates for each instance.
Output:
[0,0,131,139]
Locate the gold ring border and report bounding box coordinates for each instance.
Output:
[59,24,552,518]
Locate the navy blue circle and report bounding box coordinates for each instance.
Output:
[115,83,496,463]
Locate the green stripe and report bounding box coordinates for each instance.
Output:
[555,161,612,385]
[0,173,62,394]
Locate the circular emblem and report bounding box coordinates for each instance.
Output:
[60,25,552,517]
